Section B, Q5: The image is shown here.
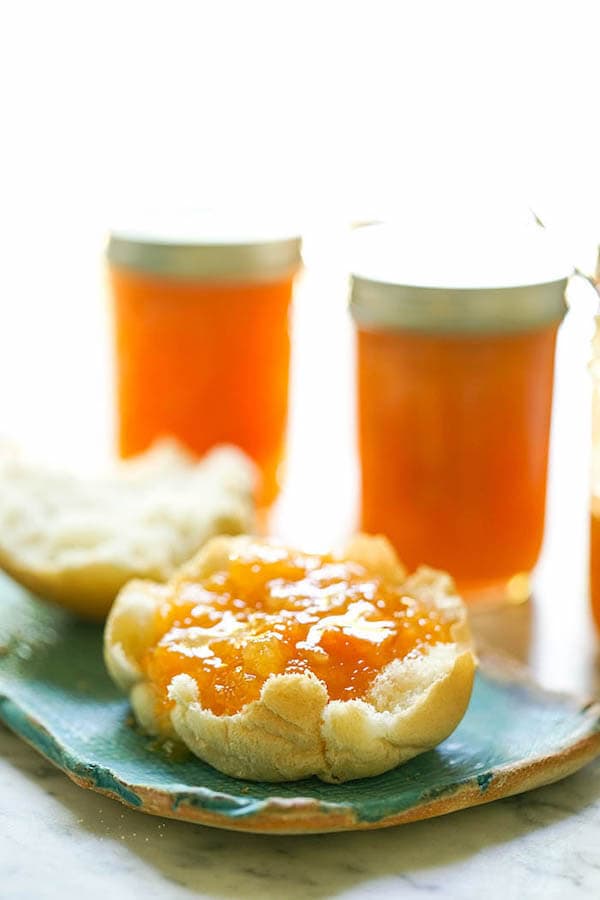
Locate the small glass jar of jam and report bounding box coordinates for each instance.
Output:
[108,214,302,506]
[350,222,570,604]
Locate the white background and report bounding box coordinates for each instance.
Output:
[1,0,600,544]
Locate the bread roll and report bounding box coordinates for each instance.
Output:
[0,441,256,620]
[105,534,476,782]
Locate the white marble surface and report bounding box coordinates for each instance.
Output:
[1,270,600,898]
[0,721,599,900]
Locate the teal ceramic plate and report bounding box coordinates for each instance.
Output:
[0,574,599,834]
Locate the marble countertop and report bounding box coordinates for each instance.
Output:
[1,720,599,900]
[2,276,600,899]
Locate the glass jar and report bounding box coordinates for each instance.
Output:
[350,223,569,603]
[108,215,302,506]
[590,318,600,632]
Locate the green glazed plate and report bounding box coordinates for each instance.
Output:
[0,574,599,834]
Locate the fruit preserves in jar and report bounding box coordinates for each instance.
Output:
[589,317,600,633]
[108,221,302,507]
[357,324,559,595]
[350,221,568,602]
[589,503,600,633]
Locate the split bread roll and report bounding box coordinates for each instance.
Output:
[105,534,476,783]
[0,441,256,621]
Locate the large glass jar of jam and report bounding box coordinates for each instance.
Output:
[350,222,570,603]
[108,215,302,506]
[590,317,600,632]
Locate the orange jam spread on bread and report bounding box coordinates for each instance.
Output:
[143,544,454,718]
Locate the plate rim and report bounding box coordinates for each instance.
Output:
[1,680,599,834]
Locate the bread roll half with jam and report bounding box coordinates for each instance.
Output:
[105,534,476,783]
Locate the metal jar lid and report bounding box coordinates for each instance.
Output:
[349,222,571,334]
[107,211,303,282]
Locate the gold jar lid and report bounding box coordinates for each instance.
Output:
[350,222,571,333]
[107,211,303,282]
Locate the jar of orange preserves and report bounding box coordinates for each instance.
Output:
[350,223,570,603]
[108,216,302,506]
[590,317,600,632]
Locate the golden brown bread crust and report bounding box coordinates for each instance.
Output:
[0,550,148,622]
[104,534,476,782]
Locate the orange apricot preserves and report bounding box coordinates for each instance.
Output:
[108,224,301,507]
[590,505,600,633]
[350,221,568,602]
[357,324,559,595]
[142,543,455,720]
[590,320,600,634]
[111,271,293,506]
